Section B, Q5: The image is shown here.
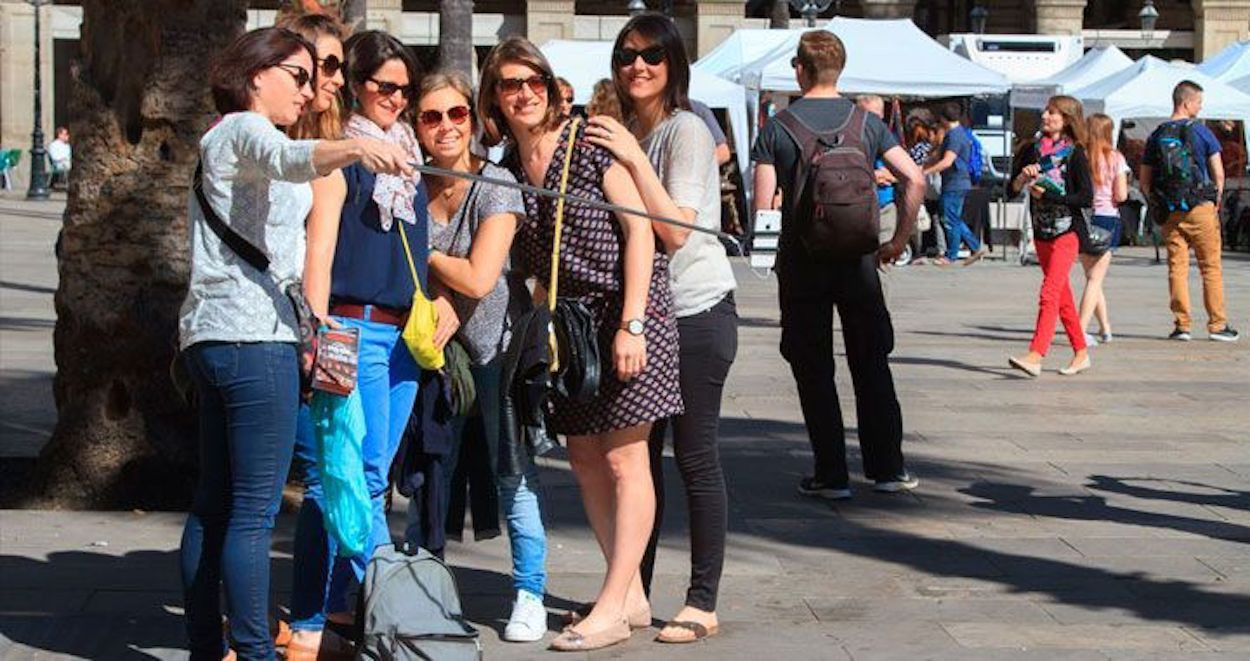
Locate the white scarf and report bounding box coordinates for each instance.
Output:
[343,113,423,231]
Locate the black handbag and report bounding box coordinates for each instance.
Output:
[546,118,601,404]
[1080,208,1114,255]
[192,161,320,392]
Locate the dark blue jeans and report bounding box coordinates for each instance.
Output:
[180,341,299,660]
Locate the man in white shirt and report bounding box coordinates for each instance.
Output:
[47,126,71,188]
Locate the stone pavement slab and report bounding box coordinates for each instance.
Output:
[2,194,1249,659]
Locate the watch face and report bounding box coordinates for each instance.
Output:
[627,319,645,335]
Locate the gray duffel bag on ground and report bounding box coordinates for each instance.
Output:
[357,543,482,660]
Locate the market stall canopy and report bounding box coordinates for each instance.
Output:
[747,17,1010,97]
[1070,55,1250,122]
[1231,74,1250,94]
[1012,46,1134,110]
[539,39,752,179]
[693,29,798,84]
[1196,40,1250,82]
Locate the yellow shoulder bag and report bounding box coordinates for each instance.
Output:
[396,221,445,370]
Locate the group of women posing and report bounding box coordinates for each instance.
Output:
[1008,95,1128,378]
[177,11,737,660]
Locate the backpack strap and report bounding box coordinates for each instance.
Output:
[775,107,864,209]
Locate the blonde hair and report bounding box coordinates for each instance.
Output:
[278,13,349,139]
[1086,113,1117,187]
[477,36,564,147]
[585,79,623,122]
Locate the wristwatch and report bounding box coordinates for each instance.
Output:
[620,318,645,336]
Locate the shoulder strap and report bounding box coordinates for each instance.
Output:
[193,160,270,273]
[396,215,426,299]
[547,117,581,374]
[775,107,864,207]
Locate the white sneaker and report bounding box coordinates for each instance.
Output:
[503,590,547,642]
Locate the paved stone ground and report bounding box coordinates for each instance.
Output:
[2,194,1250,660]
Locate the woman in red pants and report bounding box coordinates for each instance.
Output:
[1008,95,1093,377]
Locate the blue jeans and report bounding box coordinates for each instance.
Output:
[180,342,299,661]
[941,190,981,260]
[406,360,547,598]
[289,316,419,631]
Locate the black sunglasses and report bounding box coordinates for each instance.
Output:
[497,74,549,96]
[318,54,346,78]
[613,46,666,69]
[367,77,414,99]
[276,63,312,90]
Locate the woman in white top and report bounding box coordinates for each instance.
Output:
[1079,112,1128,345]
[178,27,409,660]
[585,12,738,644]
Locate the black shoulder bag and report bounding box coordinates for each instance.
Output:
[192,161,320,392]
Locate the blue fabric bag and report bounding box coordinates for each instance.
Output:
[310,389,372,557]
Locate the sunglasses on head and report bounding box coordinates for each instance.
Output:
[497,74,548,96]
[317,54,346,77]
[276,63,312,90]
[613,46,666,68]
[418,105,472,127]
[367,77,414,99]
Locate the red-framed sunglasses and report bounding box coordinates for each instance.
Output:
[418,105,472,127]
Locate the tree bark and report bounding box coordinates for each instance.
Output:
[770,0,791,28]
[438,0,475,77]
[27,0,248,509]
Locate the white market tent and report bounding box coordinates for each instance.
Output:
[1011,46,1134,110]
[1232,74,1250,93]
[539,39,752,179]
[693,29,798,84]
[747,17,1011,97]
[1196,40,1250,82]
[1070,55,1250,122]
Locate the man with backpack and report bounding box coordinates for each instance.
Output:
[924,102,988,265]
[751,31,925,499]
[1141,80,1238,342]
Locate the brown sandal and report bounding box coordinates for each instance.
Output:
[656,620,719,644]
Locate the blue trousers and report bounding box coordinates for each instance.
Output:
[289,316,419,631]
[180,341,299,660]
[941,190,981,260]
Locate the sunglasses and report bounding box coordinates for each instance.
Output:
[276,63,312,90]
[367,77,414,99]
[317,54,346,78]
[562,95,574,104]
[418,105,472,127]
[613,46,666,68]
[497,74,549,96]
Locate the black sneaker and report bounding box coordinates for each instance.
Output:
[1210,327,1240,342]
[873,472,920,493]
[1168,328,1192,341]
[797,477,852,500]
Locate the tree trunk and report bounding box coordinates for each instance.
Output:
[438,0,475,77]
[26,0,248,509]
[770,0,791,28]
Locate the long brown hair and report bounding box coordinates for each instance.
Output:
[477,36,564,147]
[1086,113,1117,187]
[611,13,691,123]
[1045,95,1087,147]
[279,13,349,139]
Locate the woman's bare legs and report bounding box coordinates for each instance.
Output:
[565,425,655,634]
[1078,252,1112,336]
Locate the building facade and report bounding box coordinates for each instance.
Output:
[1,0,1248,189]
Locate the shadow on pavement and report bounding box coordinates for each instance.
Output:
[1086,475,1250,513]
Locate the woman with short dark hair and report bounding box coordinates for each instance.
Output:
[287,30,452,654]
[180,26,410,660]
[582,13,737,644]
[480,35,682,652]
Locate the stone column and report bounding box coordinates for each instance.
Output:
[860,0,917,19]
[0,0,56,191]
[1194,0,1250,62]
[1034,0,1087,36]
[365,0,403,35]
[695,0,747,58]
[526,0,576,45]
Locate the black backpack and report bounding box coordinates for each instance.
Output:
[776,107,880,261]
[1150,120,1215,213]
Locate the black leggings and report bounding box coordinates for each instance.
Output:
[640,294,738,612]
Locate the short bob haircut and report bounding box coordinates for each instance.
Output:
[478,36,564,147]
[341,30,422,120]
[278,13,350,139]
[611,13,691,121]
[417,70,476,120]
[210,27,317,116]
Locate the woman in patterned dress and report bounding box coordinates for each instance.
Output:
[478,36,683,652]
